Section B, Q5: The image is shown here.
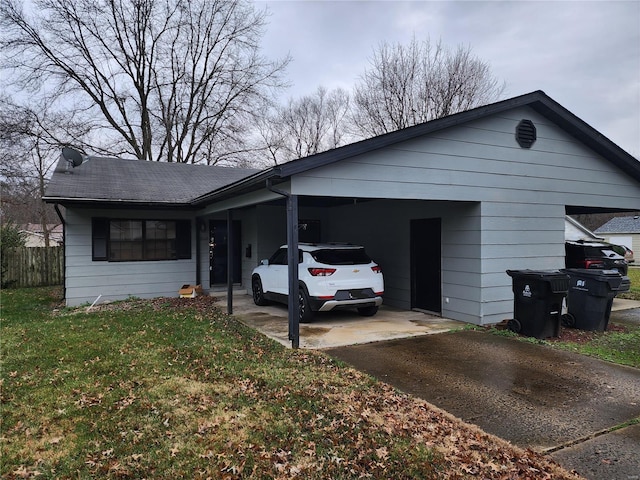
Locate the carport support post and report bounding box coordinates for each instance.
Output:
[287,195,300,349]
[227,209,233,315]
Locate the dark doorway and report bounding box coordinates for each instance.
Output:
[411,218,442,313]
[209,220,241,285]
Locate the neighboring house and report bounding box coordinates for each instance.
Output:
[43,90,640,329]
[564,216,602,242]
[19,224,63,247]
[594,215,640,257]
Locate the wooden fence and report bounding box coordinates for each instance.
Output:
[3,247,64,288]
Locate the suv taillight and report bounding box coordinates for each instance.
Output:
[583,260,603,269]
[371,266,382,274]
[308,268,336,276]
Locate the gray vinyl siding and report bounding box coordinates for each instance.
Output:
[479,202,566,324]
[288,106,638,324]
[255,204,287,264]
[322,199,482,320]
[240,208,259,293]
[291,107,640,211]
[64,208,197,306]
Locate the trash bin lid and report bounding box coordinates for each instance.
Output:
[506,269,567,279]
[506,269,569,293]
[562,268,623,289]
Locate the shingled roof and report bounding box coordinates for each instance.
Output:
[193,90,640,206]
[44,156,259,207]
[45,91,640,210]
[594,215,640,234]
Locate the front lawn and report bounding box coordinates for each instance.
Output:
[546,268,639,368]
[620,266,640,300]
[1,287,579,479]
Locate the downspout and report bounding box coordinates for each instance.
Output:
[53,204,66,301]
[227,209,233,315]
[195,217,202,287]
[266,179,300,349]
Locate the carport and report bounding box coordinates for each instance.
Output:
[199,193,483,348]
[194,91,640,348]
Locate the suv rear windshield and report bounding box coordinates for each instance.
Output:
[582,246,621,259]
[310,248,371,265]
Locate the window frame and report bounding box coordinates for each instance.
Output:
[92,218,191,262]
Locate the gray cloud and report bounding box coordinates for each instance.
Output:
[259,0,640,157]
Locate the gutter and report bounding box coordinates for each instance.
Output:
[53,204,65,226]
[53,204,66,301]
[42,196,197,210]
[190,168,280,207]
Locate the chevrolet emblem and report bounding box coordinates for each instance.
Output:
[353,269,360,273]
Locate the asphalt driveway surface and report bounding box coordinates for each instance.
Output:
[324,329,640,479]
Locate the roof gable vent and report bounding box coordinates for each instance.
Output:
[516,119,536,148]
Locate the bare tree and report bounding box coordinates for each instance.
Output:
[258,86,351,165]
[351,37,505,137]
[0,0,289,164]
[0,97,86,245]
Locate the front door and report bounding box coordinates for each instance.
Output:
[209,220,241,285]
[411,218,442,313]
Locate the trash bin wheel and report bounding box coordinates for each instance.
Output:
[561,313,576,328]
[507,319,522,333]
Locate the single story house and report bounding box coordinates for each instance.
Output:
[594,215,640,256]
[44,90,640,339]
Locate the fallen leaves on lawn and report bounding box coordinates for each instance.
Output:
[36,295,583,479]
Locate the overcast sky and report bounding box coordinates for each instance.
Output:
[257,0,640,158]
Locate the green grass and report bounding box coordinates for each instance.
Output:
[620,266,640,300]
[484,323,640,368]
[549,326,640,368]
[554,267,640,367]
[481,267,640,368]
[485,322,640,368]
[1,287,579,479]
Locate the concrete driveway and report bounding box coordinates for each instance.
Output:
[324,307,640,480]
[228,293,463,348]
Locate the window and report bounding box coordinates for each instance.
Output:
[311,248,371,265]
[92,218,191,261]
[269,248,288,265]
[268,247,303,265]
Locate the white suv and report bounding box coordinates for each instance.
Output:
[251,243,384,323]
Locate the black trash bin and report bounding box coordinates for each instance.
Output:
[561,269,626,332]
[617,275,631,295]
[506,270,570,339]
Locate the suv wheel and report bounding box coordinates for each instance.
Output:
[299,288,314,323]
[357,306,378,317]
[252,276,268,306]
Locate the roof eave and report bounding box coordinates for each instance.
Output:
[190,168,281,206]
[43,196,195,210]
